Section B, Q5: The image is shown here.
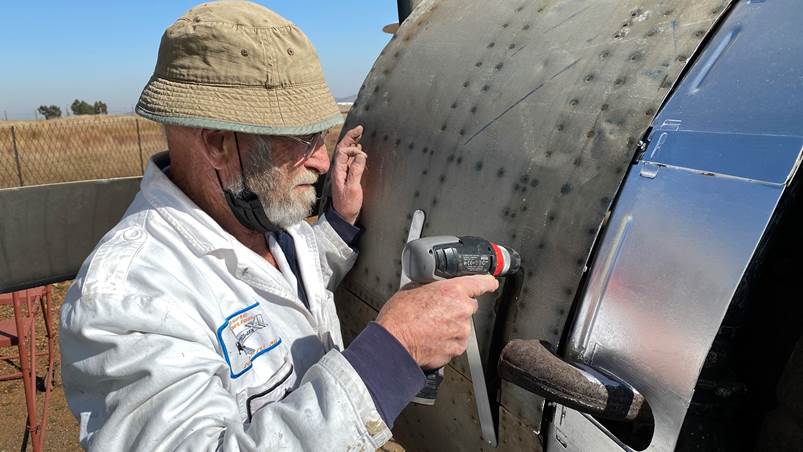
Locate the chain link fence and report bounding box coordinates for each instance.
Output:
[0,116,166,189]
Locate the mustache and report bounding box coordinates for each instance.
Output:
[293,169,320,186]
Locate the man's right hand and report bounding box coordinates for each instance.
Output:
[376,275,499,369]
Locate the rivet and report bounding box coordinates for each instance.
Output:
[287,48,295,56]
[240,49,249,56]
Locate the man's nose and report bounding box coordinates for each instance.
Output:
[304,142,330,174]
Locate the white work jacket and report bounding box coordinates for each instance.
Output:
[60,155,391,451]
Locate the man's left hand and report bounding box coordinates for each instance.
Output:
[331,125,366,225]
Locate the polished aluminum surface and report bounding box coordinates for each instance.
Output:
[547,405,629,452]
[0,177,141,292]
[652,0,803,137]
[561,161,785,451]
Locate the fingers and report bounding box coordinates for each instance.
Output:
[334,144,367,188]
[340,125,364,147]
[332,145,351,182]
[347,151,367,187]
[449,274,500,298]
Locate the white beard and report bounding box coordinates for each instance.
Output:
[228,136,319,229]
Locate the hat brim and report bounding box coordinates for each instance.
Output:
[136,76,344,135]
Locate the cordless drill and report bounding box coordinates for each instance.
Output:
[401,236,521,406]
[402,236,521,284]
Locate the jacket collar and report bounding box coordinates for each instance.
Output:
[141,152,238,257]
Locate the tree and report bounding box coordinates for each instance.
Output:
[37,105,62,120]
[93,101,108,114]
[71,99,95,115]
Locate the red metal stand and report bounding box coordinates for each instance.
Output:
[0,286,55,452]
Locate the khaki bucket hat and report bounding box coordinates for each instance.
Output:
[136,1,343,135]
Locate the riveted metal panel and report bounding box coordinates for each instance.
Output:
[331,0,731,448]
[393,358,544,452]
[0,177,141,292]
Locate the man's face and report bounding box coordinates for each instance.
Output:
[232,135,322,229]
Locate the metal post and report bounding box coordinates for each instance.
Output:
[11,125,24,186]
[135,118,145,174]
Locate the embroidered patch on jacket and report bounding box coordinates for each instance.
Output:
[217,302,281,379]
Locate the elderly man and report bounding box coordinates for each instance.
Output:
[60,2,497,451]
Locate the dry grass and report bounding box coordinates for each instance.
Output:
[0,115,347,189]
[0,115,165,189]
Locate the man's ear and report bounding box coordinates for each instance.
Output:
[199,129,235,170]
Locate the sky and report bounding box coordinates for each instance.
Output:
[0,1,397,120]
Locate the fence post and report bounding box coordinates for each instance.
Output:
[135,118,144,174]
[11,126,24,186]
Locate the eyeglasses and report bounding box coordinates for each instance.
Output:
[284,130,328,163]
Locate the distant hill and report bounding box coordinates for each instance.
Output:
[336,94,357,103]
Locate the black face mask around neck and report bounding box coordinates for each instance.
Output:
[215,133,281,234]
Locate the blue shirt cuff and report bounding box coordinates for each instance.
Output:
[342,322,425,427]
[324,205,362,247]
